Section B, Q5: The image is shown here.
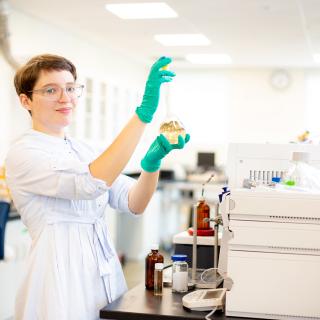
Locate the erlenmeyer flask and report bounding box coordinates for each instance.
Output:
[158,62,186,144]
[159,114,186,144]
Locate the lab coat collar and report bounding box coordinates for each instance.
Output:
[27,128,71,143]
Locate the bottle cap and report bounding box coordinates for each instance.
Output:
[171,254,187,262]
[155,263,164,270]
[272,177,281,183]
[151,244,159,250]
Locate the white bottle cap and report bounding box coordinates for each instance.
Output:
[151,244,159,250]
[155,263,164,270]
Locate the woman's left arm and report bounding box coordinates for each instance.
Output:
[128,171,159,214]
[128,133,190,214]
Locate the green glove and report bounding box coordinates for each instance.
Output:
[136,56,176,123]
[141,134,191,172]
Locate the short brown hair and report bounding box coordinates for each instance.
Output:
[14,54,77,100]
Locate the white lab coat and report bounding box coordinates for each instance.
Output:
[5,129,137,320]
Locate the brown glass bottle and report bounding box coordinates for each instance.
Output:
[197,198,210,229]
[145,245,164,290]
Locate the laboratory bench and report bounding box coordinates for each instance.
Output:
[100,283,254,320]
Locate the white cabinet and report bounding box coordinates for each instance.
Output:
[69,77,141,149]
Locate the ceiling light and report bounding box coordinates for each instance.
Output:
[105,2,178,19]
[185,53,232,65]
[154,34,210,46]
[313,54,320,64]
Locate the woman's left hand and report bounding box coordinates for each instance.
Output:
[141,134,190,172]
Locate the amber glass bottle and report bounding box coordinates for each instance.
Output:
[197,198,210,229]
[145,245,164,290]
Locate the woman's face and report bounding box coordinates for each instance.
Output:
[21,69,78,137]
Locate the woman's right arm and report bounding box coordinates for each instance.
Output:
[89,114,146,186]
[89,56,175,186]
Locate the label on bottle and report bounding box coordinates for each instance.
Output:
[172,271,188,292]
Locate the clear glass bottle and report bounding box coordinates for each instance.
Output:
[154,263,164,296]
[145,244,164,290]
[171,254,188,293]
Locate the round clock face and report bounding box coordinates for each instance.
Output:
[270,70,291,90]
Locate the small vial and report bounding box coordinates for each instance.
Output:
[172,254,188,293]
[154,263,164,296]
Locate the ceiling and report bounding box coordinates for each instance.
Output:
[8,0,320,68]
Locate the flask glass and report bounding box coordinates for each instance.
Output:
[159,115,186,144]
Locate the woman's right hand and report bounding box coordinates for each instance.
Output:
[135,56,175,123]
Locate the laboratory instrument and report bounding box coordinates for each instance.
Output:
[222,143,320,319]
[191,201,223,289]
[182,288,227,311]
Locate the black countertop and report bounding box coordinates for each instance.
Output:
[100,283,254,320]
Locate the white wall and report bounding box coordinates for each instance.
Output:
[228,68,306,144]
[8,10,146,85]
[305,70,320,140]
[0,54,28,164]
[0,58,15,163]
[161,68,315,169]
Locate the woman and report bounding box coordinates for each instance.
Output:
[5,54,189,320]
